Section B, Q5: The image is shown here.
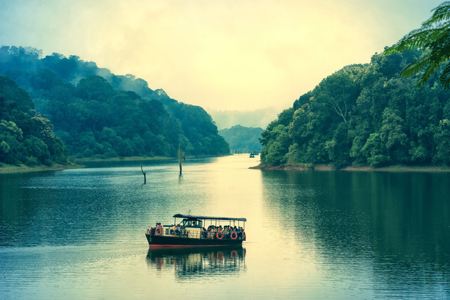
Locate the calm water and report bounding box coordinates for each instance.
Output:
[0,155,449,299]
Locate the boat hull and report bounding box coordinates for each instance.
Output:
[146,234,243,249]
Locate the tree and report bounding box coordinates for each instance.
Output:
[219,125,263,153]
[0,47,230,159]
[385,2,450,87]
[0,76,67,165]
[261,124,291,165]
[361,133,389,167]
[379,108,408,163]
[434,118,450,165]
[260,48,450,168]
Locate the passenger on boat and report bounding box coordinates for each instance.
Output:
[155,223,163,236]
[201,227,207,239]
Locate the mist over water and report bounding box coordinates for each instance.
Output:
[0,155,449,299]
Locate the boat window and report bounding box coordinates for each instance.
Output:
[180,219,205,227]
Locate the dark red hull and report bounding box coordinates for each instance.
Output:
[146,234,244,249]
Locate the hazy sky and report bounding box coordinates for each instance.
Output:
[0,0,442,111]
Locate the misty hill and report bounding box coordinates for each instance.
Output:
[261,49,450,168]
[0,76,66,165]
[0,46,229,158]
[219,125,263,153]
[210,108,278,129]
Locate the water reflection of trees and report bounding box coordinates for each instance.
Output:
[261,171,450,297]
[146,247,246,279]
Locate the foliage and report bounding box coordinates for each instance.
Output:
[219,125,263,153]
[385,2,450,87]
[261,50,450,167]
[0,76,66,165]
[0,46,229,158]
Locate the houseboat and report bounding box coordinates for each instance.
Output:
[145,214,247,249]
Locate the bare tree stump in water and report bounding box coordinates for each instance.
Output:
[178,145,185,177]
[140,165,147,184]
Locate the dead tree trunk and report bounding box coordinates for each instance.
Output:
[140,164,147,184]
[178,145,185,177]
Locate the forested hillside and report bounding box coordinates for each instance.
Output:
[211,108,278,129]
[261,50,450,168]
[0,76,66,165]
[0,46,229,158]
[219,125,263,153]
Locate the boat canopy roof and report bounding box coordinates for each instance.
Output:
[173,214,247,222]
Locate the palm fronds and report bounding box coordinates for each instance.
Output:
[385,2,450,87]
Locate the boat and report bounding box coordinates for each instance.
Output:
[145,214,247,249]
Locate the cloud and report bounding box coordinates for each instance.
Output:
[0,0,442,110]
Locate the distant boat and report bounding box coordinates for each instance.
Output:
[146,214,247,249]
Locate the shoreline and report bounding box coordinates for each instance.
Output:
[73,156,173,164]
[0,154,231,174]
[73,154,232,164]
[251,164,450,173]
[0,163,80,174]
[0,156,172,174]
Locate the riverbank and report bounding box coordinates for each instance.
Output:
[73,154,233,164]
[0,154,229,174]
[252,164,450,173]
[0,163,80,174]
[0,157,169,174]
[0,156,172,174]
[73,156,173,164]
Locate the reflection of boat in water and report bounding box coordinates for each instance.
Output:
[145,214,247,249]
[147,246,246,278]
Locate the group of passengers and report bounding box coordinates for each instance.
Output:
[151,223,245,240]
[151,222,245,240]
[147,223,185,236]
[205,225,245,240]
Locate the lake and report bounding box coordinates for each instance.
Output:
[0,155,449,299]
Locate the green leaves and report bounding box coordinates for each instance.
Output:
[361,133,389,167]
[434,118,450,164]
[384,2,450,87]
[0,78,66,165]
[261,124,291,165]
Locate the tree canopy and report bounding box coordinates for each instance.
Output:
[0,76,66,165]
[0,46,229,159]
[261,50,450,168]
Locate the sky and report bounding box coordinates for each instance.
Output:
[0,0,442,111]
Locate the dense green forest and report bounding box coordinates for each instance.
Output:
[219,125,263,153]
[0,76,66,165]
[261,50,450,168]
[0,46,229,160]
